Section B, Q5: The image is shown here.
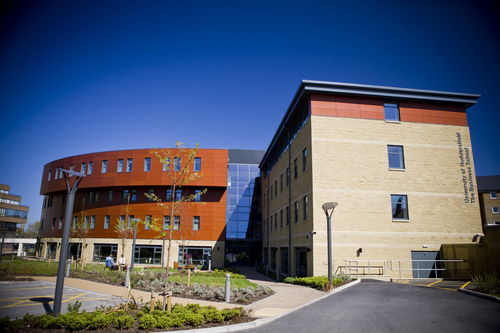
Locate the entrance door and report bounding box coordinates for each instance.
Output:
[411,251,441,278]
[295,248,308,277]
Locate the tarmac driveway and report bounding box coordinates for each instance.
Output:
[240,280,500,333]
[0,280,125,319]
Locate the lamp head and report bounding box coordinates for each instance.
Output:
[56,168,86,178]
[322,202,338,213]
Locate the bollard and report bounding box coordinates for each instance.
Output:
[66,259,71,277]
[225,273,231,303]
[208,259,211,271]
[125,266,130,288]
[187,269,191,287]
[150,291,155,311]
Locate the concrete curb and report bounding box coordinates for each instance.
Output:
[170,279,361,333]
[458,288,500,303]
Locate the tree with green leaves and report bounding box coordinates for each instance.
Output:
[16,221,40,238]
[70,200,92,270]
[115,194,134,263]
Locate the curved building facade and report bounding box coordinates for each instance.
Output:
[38,148,264,268]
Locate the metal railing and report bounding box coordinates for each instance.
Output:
[343,260,390,278]
[390,260,470,279]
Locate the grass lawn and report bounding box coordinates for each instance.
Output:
[0,258,67,276]
[167,275,258,289]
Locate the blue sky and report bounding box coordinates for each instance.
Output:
[1,0,499,228]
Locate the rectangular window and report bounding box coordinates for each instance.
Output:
[493,207,499,214]
[119,215,125,227]
[94,191,98,203]
[176,189,182,201]
[303,196,308,221]
[294,159,298,179]
[270,185,273,200]
[388,145,405,169]
[195,190,201,202]
[148,188,154,201]
[193,216,200,230]
[81,162,86,175]
[52,217,56,229]
[59,168,63,179]
[163,158,170,171]
[122,190,129,202]
[48,170,52,181]
[128,215,134,228]
[101,160,108,174]
[145,215,152,229]
[275,180,277,197]
[126,158,133,172]
[303,148,307,172]
[491,192,498,199]
[73,216,77,229]
[384,101,400,121]
[41,219,44,230]
[87,191,93,203]
[166,189,172,202]
[54,169,58,180]
[280,210,283,228]
[84,215,89,229]
[90,215,96,229]
[194,157,201,172]
[104,215,110,229]
[93,244,117,263]
[88,162,93,175]
[131,189,137,201]
[391,194,409,220]
[107,190,113,202]
[294,201,298,224]
[286,167,289,186]
[280,174,283,192]
[117,159,124,172]
[69,164,74,176]
[59,217,63,229]
[274,213,277,230]
[174,216,180,230]
[270,215,273,231]
[144,158,151,172]
[174,157,181,171]
[163,216,170,230]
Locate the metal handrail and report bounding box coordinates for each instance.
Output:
[390,260,470,279]
[344,260,390,278]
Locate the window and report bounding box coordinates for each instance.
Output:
[87,191,93,203]
[175,189,182,201]
[174,216,180,230]
[270,185,273,200]
[280,174,283,192]
[131,189,137,201]
[174,157,181,172]
[491,192,498,199]
[493,207,499,214]
[193,216,200,230]
[163,216,170,230]
[94,192,98,202]
[275,213,277,230]
[122,190,129,202]
[48,170,51,181]
[107,190,113,202]
[294,201,298,224]
[163,158,170,171]
[388,145,405,169]
[117,159,124,172]
[194,158,201,172]
[294,159,298,179]
[145,215,152,229]
[101,160,108,173]
[41,219,44,230]
[119,215,126,227]
[195,190,201,202]
[127,215,134,228]
[69,164,74,176]
[303,196,308,220]
[286,167,289,186]
[148,188,154,201]
[88,162,93,175]
[81,162,86,174]
[286,206,290,226]
[126,158,133,172]
[54,169,58,180]
[302,148,307,172]
[280,210,283,228]
[391,195,409,220]
[59,168,63,179]
[52,217,56,229]
[72,216,77,229]
[59,217,63,229]
[93,244,117,263]
[84,215,89,228]
[166,189,172,202]
[270,215,273,231]
[104,216,110,229]
[274,180,277,197]
[90,215,96,229]
[144,158,151,172]
[384,101,400,121]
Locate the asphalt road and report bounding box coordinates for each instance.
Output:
[241,280,500,333]
[0,281,125,319]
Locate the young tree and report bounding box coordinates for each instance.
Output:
[115,195,134,263]
[146,141,206,299]
[17,221,40,238]
[70,200,92,270]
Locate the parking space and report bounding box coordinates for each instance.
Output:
[0,281,125,318]
[392,278,474,291]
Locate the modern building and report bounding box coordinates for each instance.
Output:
[259,80,484,279]
[38,148,263,267]
[0,184,29,256]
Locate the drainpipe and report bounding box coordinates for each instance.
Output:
[286,127,292,277]
[266,162,270,268]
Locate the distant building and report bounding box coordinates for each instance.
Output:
[260,80,483,279]
[0,184,29,255]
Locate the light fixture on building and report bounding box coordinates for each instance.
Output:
[472,233,484,243]
[422,245,428,248]
[306,231,316,239]
[322,201,338,289]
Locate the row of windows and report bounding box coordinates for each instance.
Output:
[265,196,308,232]
[266,148,307,203]
[0,208,28,219]
[0,198,21,205]
[47,157,202,180]
[41,214,201,231]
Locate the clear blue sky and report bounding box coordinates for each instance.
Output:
[1,0,499,229]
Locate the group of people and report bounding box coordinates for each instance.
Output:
[105,254,127,271]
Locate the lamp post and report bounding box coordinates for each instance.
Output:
[322,201,338,288]
[130,218,141,271]
[53,169,85,317]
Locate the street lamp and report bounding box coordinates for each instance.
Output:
[322,201,338,289]
[130,218,141,271]
[53,168,85,317]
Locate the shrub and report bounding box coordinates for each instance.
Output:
[473,273,500,292]
[156,316,174,329]
[116,315,135,329]
[221,308,241,321]
[88,313,115,330]
[38,314,57,329]
[139,314,157,330]
[67,300,82,313]
[185,312,205,326]
[66,315,88,331]
[284,277,295,284]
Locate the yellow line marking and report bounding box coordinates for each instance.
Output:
[62,293,87,304]
[460,281,471,289]
[427,280,441,287]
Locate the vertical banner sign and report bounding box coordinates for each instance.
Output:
[456,132,475,204]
